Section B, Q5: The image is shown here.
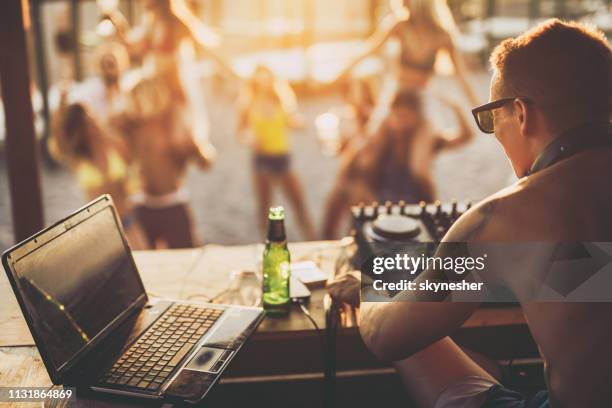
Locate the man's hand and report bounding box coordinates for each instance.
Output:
[325,271,361,307]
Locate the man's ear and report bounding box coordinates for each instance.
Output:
[513,98,531,137]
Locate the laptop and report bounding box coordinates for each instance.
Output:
[2,195,265,404]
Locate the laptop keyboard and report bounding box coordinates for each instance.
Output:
[101,304,224,392]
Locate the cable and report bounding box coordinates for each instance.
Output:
[293,299,329,406]
[295,300,321,333]
[292,298,325,364]
[180,287,230,303]
[209,288,230,303]
[184,293,213,302]
[292,298,324,344]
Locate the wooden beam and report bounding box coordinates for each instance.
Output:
[30,0,51,141]
[70,0,82,81]
[0,0,45,243]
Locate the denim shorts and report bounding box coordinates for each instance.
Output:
[253,154,290,174]
[433,376,549,408]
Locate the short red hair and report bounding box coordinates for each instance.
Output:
[491,19,611,131]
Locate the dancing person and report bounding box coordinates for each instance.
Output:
[71,43,130,125]
[336,0,478,135]
[336,76,377,155]
[322,89,472,239]
[237,65,316,240]
[328,20,612,407]
[50,91,146,249]
[105,0,234,153]
[115,76,213,249]
[343,0,477,101]
[103,0,225,248]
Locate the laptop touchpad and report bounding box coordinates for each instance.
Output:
[186,346,233,373]
[202,307,262,349]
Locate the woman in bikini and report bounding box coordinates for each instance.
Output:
[337,0,478,133]
[50,92,147,249]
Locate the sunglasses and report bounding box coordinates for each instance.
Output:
[471,97,531,134]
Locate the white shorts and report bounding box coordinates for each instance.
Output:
[433,376,497,408]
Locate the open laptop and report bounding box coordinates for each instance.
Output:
[2,195,264,404]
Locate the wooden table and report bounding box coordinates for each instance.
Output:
[0,241,535,407]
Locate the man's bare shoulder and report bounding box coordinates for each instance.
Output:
[447,149,612,242]
[443,181,526,242]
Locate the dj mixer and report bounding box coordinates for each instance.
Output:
[348,199,472,281]
[350,199,472,243]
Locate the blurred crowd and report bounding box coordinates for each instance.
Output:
[49,0,481,249]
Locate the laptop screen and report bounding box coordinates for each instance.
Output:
[12,206,145,371]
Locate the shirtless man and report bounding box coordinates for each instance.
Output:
[119,76,214,249]
[327,19,612,407]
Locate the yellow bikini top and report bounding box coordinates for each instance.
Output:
[248,107,289,155]
[76,150,129,192]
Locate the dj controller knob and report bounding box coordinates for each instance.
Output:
[372,201,379,218]
[398,200,406,215]
[466,202,472,210]
[451,199,458,218]
[385,201,393,214]
[419,201,427,216]
[435,225,446,240]
[353,202,366,220]
[434,200,442,216]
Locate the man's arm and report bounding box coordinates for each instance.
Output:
[358,199,499,362]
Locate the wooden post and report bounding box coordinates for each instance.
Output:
[0,0,45,242]
[528,0,541,22]
[30,0,51,142]
[485,0,496,18]
[555,0,567,18]
[70,0,82,81]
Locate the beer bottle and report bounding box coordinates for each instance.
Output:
[262,206,290,315]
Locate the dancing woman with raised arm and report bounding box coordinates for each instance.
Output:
[102,0,238,247]
[339,0,478,105]
[104,0,235,157]
[335,0,478,139]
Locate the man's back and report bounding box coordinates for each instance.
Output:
[472,147,612,406]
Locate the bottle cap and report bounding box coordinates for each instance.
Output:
[269,206,285,220]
